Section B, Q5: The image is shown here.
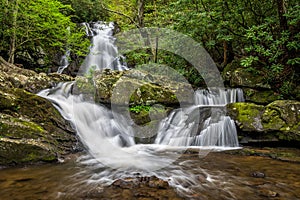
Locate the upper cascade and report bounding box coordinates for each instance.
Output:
[79,22,128,74]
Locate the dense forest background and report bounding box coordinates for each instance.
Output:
[0,0,299,99]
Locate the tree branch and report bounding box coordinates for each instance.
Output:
[101,3,140,28]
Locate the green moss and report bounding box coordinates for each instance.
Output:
[227,102,264,131]
[0,141,57,165]
[262,109,285,130]
[244,88,281,105]
[129,105,151,114]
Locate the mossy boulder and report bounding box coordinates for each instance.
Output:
[0,57,78,166]
[229,68,271,89]
[0,139,57,165]
[0,88,78,166]
[243,88,281,105]
[227,102,265,132]
[0,56,73,93]
[223,60,281,105]
[227,100,300,144]
[73,68,193,136]
[262,100,300,141]
[74,68,194,108]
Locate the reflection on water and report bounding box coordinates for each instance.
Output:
[0,151,299,200]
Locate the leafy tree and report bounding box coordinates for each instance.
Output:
[59,0,108,23]
[0,0,89,68]
[104,0,299,96]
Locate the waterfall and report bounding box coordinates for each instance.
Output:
[80,22,128,74]
[155,88,243,147]
[56,22,127,74]
[57,50,70,74]
[39,22,244,170]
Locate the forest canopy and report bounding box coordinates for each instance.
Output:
[0,0,299,98]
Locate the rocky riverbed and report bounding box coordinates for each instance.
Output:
[0,149,299,200]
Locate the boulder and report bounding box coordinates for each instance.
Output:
[227,100,300,144]
[229,68,271,89]
[0,56,73,93]
[223,60,281,105]
[0,57,78,166]
[243,88,281,105]
[74,68,194,107]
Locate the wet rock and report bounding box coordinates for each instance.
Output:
[0,56,74,93]
[222,60,281,105]
[251,171,265,178]
[197,174,208,183]
[227,101,300,144]
[243,88,280,105]
[87,176,184,200]
[73,68,194,107]
[227,102,265,132]
[229,68,271,90]
[0,56,78,166]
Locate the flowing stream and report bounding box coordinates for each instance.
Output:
[33,22,251,198]
[38,22,244,170]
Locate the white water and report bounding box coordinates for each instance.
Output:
[155,88,243,147]
[39,83,243,172]
[80,22,128,74]
[38,21,244,198]
[39,22,244,170]
[57,50,70,74]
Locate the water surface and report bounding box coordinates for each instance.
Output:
[0,150,299,200]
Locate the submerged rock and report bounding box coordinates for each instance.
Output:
[83,176,183,200]
[0,57,78,166]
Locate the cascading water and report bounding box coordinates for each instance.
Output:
[38,21,245,198]
[80,22,128,74]
[57,50,70,74]
[155,88,244,147]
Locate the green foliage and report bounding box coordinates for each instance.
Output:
[105,0,299,97]
[129,105,151,114]
[59,0,108,23]
[0,0,89,69]
[86,65,97,83]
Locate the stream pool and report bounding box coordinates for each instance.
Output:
[0,149,299,200]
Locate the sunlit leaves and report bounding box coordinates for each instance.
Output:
[0,0,89,66]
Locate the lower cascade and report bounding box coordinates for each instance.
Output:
[155,88,244,147]
[38,82,244,170]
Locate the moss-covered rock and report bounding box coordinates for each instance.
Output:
[74,68,194,107]
[227,102,265,132]
[0,57,78,166]
[229,68,271,89]
[243,88,281,105]
[262,100,300,141]
[223,60,281,105]
[0,138,57,165]
[227,100,300,144]
[0,56,74,93]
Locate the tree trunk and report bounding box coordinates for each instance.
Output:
[8,0,19,64]
[221,41,234,68]
[277,0,288,32]
[137,0,145,28]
